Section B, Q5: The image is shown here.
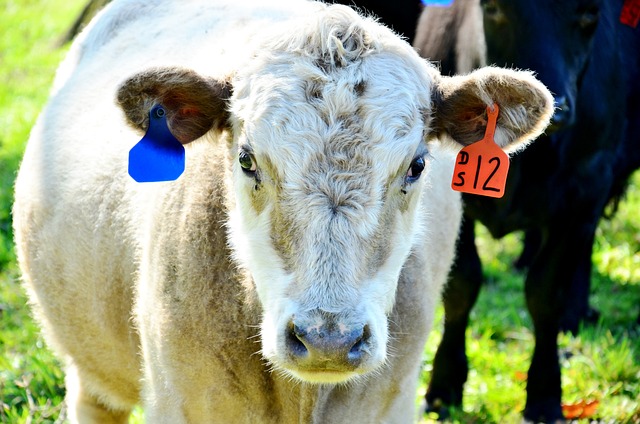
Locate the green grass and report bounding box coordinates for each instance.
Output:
[1,1,639,423]
[1,1,85,422]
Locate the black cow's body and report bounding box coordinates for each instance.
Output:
[415,0,640,421]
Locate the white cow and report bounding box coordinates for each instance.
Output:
[13,0,553,422]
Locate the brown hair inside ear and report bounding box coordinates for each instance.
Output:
[117,67,232,144]
[431,84,491,145]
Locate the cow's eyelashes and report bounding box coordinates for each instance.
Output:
[239,150,257,175]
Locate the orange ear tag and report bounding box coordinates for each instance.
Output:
[451,104,509,198]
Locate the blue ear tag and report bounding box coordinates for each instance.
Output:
[128,105,185,182]
[421,0,454,6]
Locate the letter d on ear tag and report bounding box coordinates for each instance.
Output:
[451,104,510,198]
[128,105,185,183]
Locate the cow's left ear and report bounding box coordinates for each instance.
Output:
[429,66,554,153]
[116,67,232,144]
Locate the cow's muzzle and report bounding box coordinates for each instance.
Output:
[284,311,372,382]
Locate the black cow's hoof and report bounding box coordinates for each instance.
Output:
[424,397,450,421]
[524,398,565,424]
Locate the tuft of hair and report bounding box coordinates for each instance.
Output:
[267,4,387,71]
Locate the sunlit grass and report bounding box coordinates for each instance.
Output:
[0,0,87,265]
[1,1,84,422]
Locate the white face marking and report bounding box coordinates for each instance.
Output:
[226,8,437,383]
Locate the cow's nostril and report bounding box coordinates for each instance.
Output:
[549,96,572,132]
[286,322,309,358]
[347,324,370,363]
[553,95,569,111]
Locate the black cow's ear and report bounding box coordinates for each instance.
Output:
[117,67,232,144]
[429,66,554,153]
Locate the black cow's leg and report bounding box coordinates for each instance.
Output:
[523,234,565,423]
[514,228,542,271]
[524,228,598,334]
[523,222,595,423]
[558,229,598,334]
[425,218,482,413]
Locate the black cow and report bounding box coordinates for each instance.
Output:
[415,0,640,422]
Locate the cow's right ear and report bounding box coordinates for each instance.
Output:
[116,67,232,144]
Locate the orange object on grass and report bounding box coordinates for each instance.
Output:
[513,371,528,382]
[561,399,600,419]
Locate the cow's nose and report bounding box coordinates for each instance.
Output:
[286,318,370,368]
[548,95,572,132]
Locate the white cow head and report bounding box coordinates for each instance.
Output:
[117,4,552,384]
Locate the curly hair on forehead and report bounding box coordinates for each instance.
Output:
[267,3,384,71]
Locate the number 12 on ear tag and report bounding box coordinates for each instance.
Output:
[451,104,509,198]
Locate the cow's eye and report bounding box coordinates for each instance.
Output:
[405,156,425,184]
[578,7,599,33]
[239,150,257,174]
